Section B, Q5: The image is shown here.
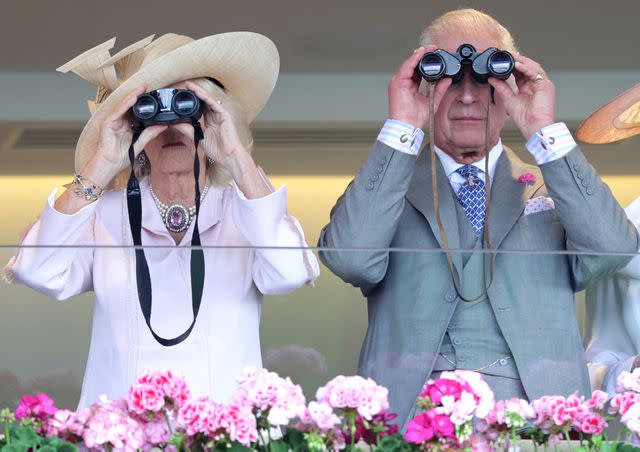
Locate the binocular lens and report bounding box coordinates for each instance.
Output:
[173,91,198,116]
[488,52,514,77]
[133,95,158,119]
[419,54,445,80]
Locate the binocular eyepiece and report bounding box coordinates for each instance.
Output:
[416,43,515,84]
[131,88,203,127]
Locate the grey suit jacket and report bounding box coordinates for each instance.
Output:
[318,140,639,427]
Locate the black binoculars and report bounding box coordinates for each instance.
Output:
[131,88,203,127]
[416,43,515,84]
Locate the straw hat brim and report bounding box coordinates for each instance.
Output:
[73,32,279,176]
[576,82,640,144]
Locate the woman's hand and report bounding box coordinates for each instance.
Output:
[185,81,270,199]
[184,81,250,178]
[90,84,167,187]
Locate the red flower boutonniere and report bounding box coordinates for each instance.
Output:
[517,172,537,185]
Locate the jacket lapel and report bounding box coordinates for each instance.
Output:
[405,147,463,277]
[487,147,543,250]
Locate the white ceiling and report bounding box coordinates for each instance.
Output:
[1,0,638,73]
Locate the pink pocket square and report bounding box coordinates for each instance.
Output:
[524,196,555,216]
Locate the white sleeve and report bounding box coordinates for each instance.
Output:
[584,272,639,395]
[5,188,96,300]
[231,180,320,296]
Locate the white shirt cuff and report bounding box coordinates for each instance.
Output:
[377,119,425,156]
[525,122,576,165]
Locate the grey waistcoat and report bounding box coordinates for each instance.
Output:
[433,193,526,400]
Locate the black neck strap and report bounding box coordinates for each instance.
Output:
[126,120,206,347]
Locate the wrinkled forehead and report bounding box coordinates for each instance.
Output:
[432,30,503,54]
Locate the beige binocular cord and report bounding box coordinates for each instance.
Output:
[428,82,494,302]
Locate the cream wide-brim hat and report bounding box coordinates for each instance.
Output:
[577,82,640,144]
[57,32,279,187]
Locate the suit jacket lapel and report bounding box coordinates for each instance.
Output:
[488,147,543,250]
[406,147,463,277]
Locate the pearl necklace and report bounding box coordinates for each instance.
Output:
[149,183,209,233]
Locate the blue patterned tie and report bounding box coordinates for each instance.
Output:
[456,165,486,236]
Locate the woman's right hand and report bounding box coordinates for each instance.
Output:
[388,45,452,131]
[90,84,167,187]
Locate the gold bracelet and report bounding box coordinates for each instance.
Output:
[66,174,104,202]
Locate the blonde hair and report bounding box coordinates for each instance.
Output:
[134,77,254,187]
[419,9,518,54]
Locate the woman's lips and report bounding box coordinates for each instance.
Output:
[161,140,187,148]
[452,116,484,121]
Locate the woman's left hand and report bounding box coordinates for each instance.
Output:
[185,81,250,178]
[488,53,556,141]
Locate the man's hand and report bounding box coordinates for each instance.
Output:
[489,54,556,141]
[388,46,452,130]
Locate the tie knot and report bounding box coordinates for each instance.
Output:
[457,164,480,178]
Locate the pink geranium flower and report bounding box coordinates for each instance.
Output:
[405,411,436,444]
[316,375,389,420]
[531,391,608,439]
[617,369,640,393]
[15,393,57,421]
[234,366,307,426]
[127,369,191,416]
[585,390,609,410]
[298,401,341,431]
[517,172,537,185]
[128,382,165,414]
[580,412,607,435]
[421,378,463,405]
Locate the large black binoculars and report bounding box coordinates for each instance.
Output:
[131,88,203,127]
[416,43,515,84]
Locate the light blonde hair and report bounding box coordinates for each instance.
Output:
[135,77,254,187]
[419,9,518,54]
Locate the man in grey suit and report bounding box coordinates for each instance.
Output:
[318,8,639,427]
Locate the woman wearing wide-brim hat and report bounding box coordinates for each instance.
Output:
[5,32,319,408]
[578,83,640,395]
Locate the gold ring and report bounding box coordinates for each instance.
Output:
[533,72,545,83]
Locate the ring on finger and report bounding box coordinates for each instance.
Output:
[533,72,545,83]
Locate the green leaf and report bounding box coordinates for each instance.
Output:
[283,429,306,450]
[38,445,57,452]
[39,436,78,452]
[56,444,79,452]
[269,440,290,452]
[11,424,41,445]
[598,444,615,452]
[343,445,366,452]
[373,434,420,452]
[226,442,255,452]
[2,443,29,452]
[304,432,327,452]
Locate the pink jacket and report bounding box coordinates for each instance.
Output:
[7,178,319,408]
